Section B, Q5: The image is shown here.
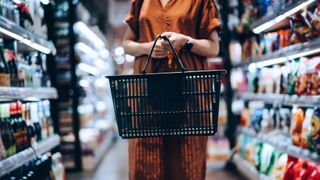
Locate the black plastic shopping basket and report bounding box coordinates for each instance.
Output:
[106,35,226,139]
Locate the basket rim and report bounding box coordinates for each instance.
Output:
[105,69,227,79]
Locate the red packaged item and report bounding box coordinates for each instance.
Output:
[299,161,317,180]
[284,156,300,180]
[309,165,320,180]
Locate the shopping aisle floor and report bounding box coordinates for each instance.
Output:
[67,140,244,180]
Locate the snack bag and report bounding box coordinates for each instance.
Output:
[284,156,300,180]
[291,107,305,146]
[270,153,288,180]
[287,59,300,95]
[301,109,314,149]
[295,58,309,96]
[307,57,319,95]
[310,107,320,153]
[309,165,320,180]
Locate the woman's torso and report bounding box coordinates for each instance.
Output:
[134,0,208,73]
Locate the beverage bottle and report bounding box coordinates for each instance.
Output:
[10,102,23,152]
[7,50,18,87]
[0,39,10,86]
[30,102,42,142]
[23,103,36,147]
[2,103,16,156]
[17,102,28,149]
[0,103,7,160]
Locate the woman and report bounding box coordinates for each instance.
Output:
[122,0,221,179]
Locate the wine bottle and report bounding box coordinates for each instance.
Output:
[3,103,16,156]
[10,102,23,152]
[17,102,28,150]
[0,104,7,160]
[7,50,19,87]
[0,39,10,86]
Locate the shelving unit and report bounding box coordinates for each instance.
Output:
[251,0,317,34]
[232,37,320,68]
[232,154,270,180]
[0,87,58,100]
[0,16,56,55]
[0,135,60,178]
[235,92,320,107]
[239,127,320,164]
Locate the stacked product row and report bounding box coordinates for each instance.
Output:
[240,103,320,153]
[0,100,54,160]
[231,1,320,64]
[2,152,65,180]
[232,57,319,96]
[0,39,50,87]
[238,135,320,180]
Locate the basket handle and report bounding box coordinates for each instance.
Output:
[141,34,187,74]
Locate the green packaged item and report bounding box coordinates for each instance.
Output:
[287,59,300,95]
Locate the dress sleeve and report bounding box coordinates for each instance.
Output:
[199,0,222,39]
[125,0,142,37]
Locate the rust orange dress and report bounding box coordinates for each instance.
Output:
[125,0,221,179]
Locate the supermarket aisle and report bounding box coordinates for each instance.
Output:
[68,140,243,180]
[93,140,129,180]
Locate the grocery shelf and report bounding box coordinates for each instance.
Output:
[233,37,320,68]
[0,87,58,100]
[239,127,320,164]
[0,135,60,177]
[0,16,56,55]
[235,92,320,108]
[251,0,317,33]
[232,154,270,180]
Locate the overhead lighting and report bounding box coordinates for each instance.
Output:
[125,54,135,62]
[255,57,288,68]
[75,42,98,58]
[22,39,51,54]
[79,79,90,87]
[0,27,24,41]
[115,56,125,65]
[40,0,50,5]
[0,27,52,54]
[74,21,105,49]
[253,0,316,34]
[100,49,110,59]
[78,63,99,76]
[114,46,124,56]
[251,47,320,68]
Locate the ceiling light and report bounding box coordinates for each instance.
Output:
[114,46,124,56]
[74,21,105,49]
[40,0,50,5]
[78,63,99,76]
[255,57,288,68]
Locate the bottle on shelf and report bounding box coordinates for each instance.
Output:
[10,102,23,152]
[2,103,16,157]
[23,103,36,147]
[6,50,19,87]
[0,39,10,87]
[0,106,7,160]
[30,102,42,142]
[17,101,28,150]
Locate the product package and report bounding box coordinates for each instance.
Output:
[291,107,305,146]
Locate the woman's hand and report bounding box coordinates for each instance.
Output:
[145,40,168,59]
[161,32,189,51]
